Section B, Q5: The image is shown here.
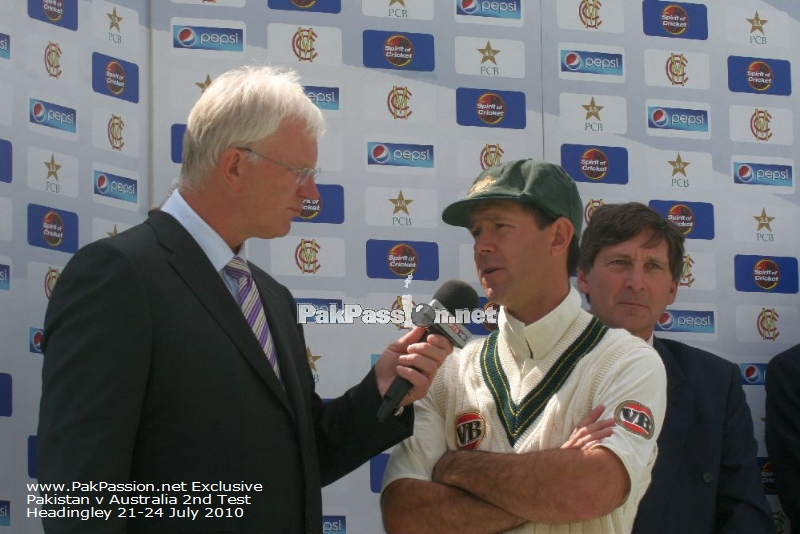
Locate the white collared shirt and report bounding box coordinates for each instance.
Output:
[160,190,245,301]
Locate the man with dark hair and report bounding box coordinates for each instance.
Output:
[577,201,772,534]
[37,65,452,534]
[381,161,667,533]
[765,343,800,527]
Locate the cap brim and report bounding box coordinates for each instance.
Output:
[441,195,528,228]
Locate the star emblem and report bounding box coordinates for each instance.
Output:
[306,346,322,372]
[747,11,767,35]
[107,7,123,32]
[753,208,775,231]
[477,41,500,65]
[196,74,214,92]
[107,225,120,238]
[389,190,413,215]
[44,155,61,180]
[582,97,604,121]
[390,0,406,5]
[668,153,690,177]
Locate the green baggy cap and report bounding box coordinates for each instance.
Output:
[441,159,584,235]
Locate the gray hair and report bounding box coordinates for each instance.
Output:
[179,65,325,191]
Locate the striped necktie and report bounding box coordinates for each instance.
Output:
[224,257,280,381]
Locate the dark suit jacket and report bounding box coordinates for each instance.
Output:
[765,344,800,527]
[632,338,772,534]
[38,211,413,533]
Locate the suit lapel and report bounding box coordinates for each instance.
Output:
[251,271,301,420]
[146,211,293,414]
[650,337,693,518]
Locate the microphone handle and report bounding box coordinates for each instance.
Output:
[376,375,413,422]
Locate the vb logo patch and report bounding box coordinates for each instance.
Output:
[455,412,486,450]
[614,400,655,439]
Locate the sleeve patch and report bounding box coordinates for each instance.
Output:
[614,400,655,440]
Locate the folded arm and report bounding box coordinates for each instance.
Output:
[382,478,526,534]
[381,405,617,532]
[432,446,629,524]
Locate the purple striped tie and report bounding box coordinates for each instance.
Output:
[225,257,280,381]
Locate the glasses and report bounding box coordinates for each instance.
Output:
[236,147,320,185]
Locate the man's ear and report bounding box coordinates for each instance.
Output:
[666,279,678,305]
[550,217,575,257]
[217,147,246,192]
[576,266,590,296]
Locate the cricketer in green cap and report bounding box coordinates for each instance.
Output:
[441,159,584,236]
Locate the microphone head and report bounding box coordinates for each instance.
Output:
[432,280,480,316]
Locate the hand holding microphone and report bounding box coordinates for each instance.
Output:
[376,280,480,422]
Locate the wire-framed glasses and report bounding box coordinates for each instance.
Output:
[236,146,320,185]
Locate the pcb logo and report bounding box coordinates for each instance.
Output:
[614,400,654,439]
[455,412,486,450]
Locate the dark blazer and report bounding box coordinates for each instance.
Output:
[765,344,800,527]
[632,337,772,534]
[38,210,413,534]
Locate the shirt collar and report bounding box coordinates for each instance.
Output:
[160,190,246,271]
[499,286,583,364]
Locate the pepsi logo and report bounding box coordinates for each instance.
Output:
[737,164,754,182]
[460,0,479,14]
[371,144,390,164]
[564,52,582,71]
[651,108,668,128]
[95,174,109,194]
[32,330,44,352]
[761,461,776,492]
[658,311,674,330]
[177,27,197,47]
[743,364,761,384]
[32,101,46,122]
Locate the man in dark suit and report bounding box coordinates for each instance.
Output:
[766,343,800,527]
[576,202,773,533]
[37,65,452,534]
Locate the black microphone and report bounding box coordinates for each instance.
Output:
[376,280,480,422]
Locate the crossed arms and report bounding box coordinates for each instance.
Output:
[381,406,629,534]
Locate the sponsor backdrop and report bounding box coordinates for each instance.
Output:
[0,0,797,532]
